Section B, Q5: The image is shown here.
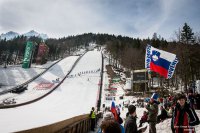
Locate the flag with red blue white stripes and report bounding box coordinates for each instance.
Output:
[145,44,178,79]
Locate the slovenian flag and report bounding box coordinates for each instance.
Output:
[111,101,118,121]
[145,44,178,79]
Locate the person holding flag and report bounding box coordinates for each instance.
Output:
[145,44,178,79]
[111,100,119,122]
[110,101,125,133]
[145,93,159,133]
[111,101,123,124]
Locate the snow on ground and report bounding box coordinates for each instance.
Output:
[99,55,200,133]
[0,60,58,92]
[0,50,102,133]
[1,49,200,133]
[0,56,79,104]
[120,106,200,133]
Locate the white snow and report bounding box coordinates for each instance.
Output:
[99,52,200,133]
[0,50,102,132]
[0,31,19,40]
[0,61,58,92]
[119,106,200,133]
[0,30,48,40]
[0,49,200,133]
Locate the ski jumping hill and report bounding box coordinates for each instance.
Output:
[0,50,102,133]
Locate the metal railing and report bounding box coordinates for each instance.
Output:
[15,113,102,133]
[97,52,104,111]
[56,113,102,133]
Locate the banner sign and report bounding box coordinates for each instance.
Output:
[133,72,148,81]
[36,43,49,64]
[22,41,34,68]
[34,82,54,90]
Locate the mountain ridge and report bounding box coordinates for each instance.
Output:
[0,30,48,40]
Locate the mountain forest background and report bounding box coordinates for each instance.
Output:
[0,23,200,93]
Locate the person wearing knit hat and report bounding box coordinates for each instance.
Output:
[98,111,125,133]
[103,112,114,121]
[145,93,159,133]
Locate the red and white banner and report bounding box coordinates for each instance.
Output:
[34,82,54,90]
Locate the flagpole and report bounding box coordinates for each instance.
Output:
[145,69,147,93]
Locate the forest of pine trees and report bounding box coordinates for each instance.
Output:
[0,23,200,92]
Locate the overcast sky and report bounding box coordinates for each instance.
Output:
[0,0,199,40]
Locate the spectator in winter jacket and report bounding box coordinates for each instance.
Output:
[188,90,195,109]
[139,111,148,127]
[115,105,123,124]
[89,107,96,131]
[100,120,122,133]
[166,106,173,118]
[159,97,164,106]
[145,93,159,133]
[171,94,199,133]
[124,105,147,133]
[157,106,168,123]
[98,112,125,133]
[195,93,200,109]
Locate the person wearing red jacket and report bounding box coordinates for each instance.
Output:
[139,111,148,127]
[171,94,199,133]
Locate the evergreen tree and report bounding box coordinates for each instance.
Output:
[152,32,158,40]
[181,23,194,44]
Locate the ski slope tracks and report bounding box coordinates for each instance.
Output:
[0,61,57,92]
[0,56,79,104]
[0,50,102,132]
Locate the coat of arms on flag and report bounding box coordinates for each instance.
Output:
[145,44,178,79]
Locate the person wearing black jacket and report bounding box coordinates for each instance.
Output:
[145,98,159,133]
[157,106,168,123]
[171,94,199,133]
[124,105,146,133]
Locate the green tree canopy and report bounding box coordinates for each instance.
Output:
[181,23,194,44]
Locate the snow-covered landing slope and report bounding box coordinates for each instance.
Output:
[0,50,102,133]
[0,56,79,105]
[0,61,58,92]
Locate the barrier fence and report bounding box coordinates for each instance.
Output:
[16,113,102,133]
